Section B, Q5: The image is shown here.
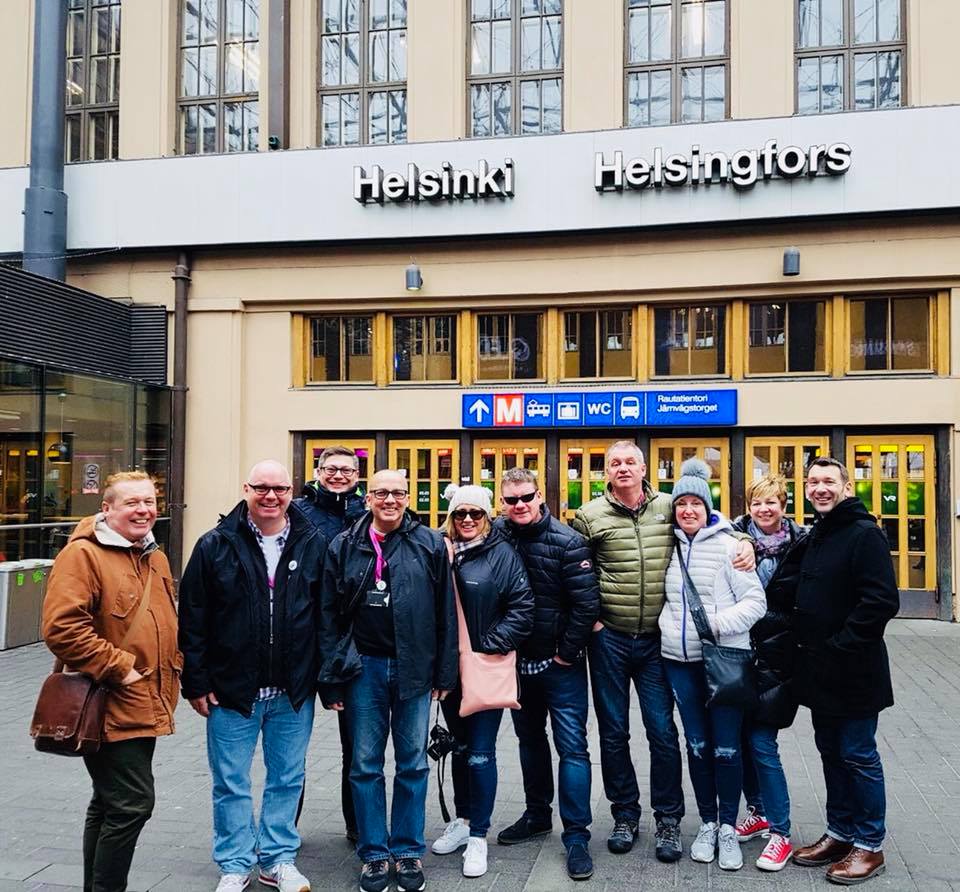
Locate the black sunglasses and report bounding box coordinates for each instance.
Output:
[502,491,538,506]
[451,509,487,521]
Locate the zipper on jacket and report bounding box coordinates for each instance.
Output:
[680,540,691,662]
[635,514,645,635]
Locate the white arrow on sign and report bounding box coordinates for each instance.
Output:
[469,399,491,422]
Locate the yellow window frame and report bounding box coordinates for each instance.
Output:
[744,436,830,524]
[389,440,460,530]
[560,438,617,522]
[303,437,376,495]
[650,438,730,516]
[647,302,732,380]
[473,439,547,505]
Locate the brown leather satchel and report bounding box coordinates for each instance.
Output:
[30,563,155,757]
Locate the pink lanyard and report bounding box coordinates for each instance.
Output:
[369,526,386,582]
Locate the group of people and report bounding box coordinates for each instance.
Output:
[39,439,901,892]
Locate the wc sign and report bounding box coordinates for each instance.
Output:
[462,389,737,428]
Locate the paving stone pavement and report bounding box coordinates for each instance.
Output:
[2,619,959,891]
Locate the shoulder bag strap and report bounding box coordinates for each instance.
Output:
[674,540,717,646]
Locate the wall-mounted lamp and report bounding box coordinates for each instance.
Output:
[783,246,800,277]
[405,262,423,292]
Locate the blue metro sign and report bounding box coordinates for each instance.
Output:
[461,389,736,428]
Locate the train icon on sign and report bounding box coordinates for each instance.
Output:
[526,400,551,418]
[619,396,642,420]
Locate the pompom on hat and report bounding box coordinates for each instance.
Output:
[670,458,714,512]
[442,483,494,518]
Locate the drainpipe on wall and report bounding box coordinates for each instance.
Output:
[23,0,67,281]
[168,252,191,584]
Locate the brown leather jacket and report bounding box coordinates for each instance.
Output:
[41,515,182,742]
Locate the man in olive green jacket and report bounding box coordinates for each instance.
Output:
[572,441,753,863]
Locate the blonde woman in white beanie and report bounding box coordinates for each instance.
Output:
[659,459,765,873]
[431,484,534,879]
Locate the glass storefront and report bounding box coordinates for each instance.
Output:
[0,358,171,561]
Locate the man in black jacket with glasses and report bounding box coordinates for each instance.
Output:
[492,467,600,881]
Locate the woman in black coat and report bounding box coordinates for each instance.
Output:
[430,485,533,880]
[731,475,808,872]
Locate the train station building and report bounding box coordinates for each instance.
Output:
[0,0,958,619]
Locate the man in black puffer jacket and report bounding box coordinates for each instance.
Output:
[492,468,600,881]
[179,460,325,890]
[294,445,367,842]
[791,457,899,886]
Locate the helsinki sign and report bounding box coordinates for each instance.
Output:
[354,140,851,203]
[462,389,737,429]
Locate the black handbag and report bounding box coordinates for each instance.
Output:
[675,542,757,710]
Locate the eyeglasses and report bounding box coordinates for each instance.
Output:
[502,491,538,506]
[371,489,408,502]
[452,509,487,522]
[248,484,292,496]
[320,465,357,476]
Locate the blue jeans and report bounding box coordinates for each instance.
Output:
[441,688,503,838]
[511,658,592,848]
[742,721,791,836]
[663,659,744,827]
[812,712,886,851]
[588,628,684,824]
[206,694,315,874]
[347,655,432,863]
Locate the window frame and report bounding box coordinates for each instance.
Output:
[794,0,907,114]
[649,302,730,379]
[176,0,262,156]
[474,310,546,382]
[845,292,934,375]
[317,0,409,147]
[743,297,831,378]
[465,0,565,139]
[65,0,122,163]
[388,312,460,384]
[560,306,636,382]
[306,314,376,385]
[623,0,730,127]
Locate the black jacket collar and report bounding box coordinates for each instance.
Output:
[812,496,873,534]
[503,504,552,540]
[299,480,362,514]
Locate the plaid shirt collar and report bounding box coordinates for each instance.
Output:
[246,515,290,552]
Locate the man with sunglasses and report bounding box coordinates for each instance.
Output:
[493,468,600,880]
[180,460,327,892]
[294,445,367,842]
[319,469,457,892]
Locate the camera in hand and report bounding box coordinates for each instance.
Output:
[427,722,456,762]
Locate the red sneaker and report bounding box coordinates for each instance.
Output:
[756,834,793,872]
[735,808,770,841]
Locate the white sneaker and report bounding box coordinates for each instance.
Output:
[258,862,311,892]
[690,822,718,863]
[216,875,250,892]
[462,837,488,878]
[717,824,743,871]
[432,817,470,855]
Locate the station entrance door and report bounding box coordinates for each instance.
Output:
[745,437,829,524]
[389,440,459,530]
[303,438,375,494]
[650,438,730,516]
[474,440,546,504]
[560,439,615,522]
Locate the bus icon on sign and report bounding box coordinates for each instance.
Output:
[619,396,642,420]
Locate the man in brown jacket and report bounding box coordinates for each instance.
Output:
[42,471,181,892]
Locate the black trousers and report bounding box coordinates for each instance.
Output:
[82,737,157,892]
[296,708,356,834]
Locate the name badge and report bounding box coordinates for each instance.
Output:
[365,585,391,608]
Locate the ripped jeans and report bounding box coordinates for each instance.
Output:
[441,687,504,837]
[663,659,744,827]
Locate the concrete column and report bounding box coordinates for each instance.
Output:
[0,1,33,168]
[407,0,466,141]
[908,0,960,107]
[730,0,793,119]
[564,0,623,132]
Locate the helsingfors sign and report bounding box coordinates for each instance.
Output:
[595,140,852,192]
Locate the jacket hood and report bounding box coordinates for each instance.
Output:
[299,480,362,511]
[673,511,734,544]
[812,496,875,532]
[68,514,156,551]
[604,478,661,514]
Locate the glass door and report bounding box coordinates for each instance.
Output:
[651,438,729,516]
[847,436,936,596]
[560,439,615,522]
[473,440,546,505]
[745,437,830,524]
[304,438,375,495]
[389,440,459,530]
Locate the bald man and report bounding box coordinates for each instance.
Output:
[179,460,327,892]
[319,469,457,892]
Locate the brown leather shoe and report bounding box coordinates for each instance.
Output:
[826,848,885,885]
[792,834,854,866]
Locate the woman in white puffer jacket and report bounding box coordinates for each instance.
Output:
[659,459,765,873]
